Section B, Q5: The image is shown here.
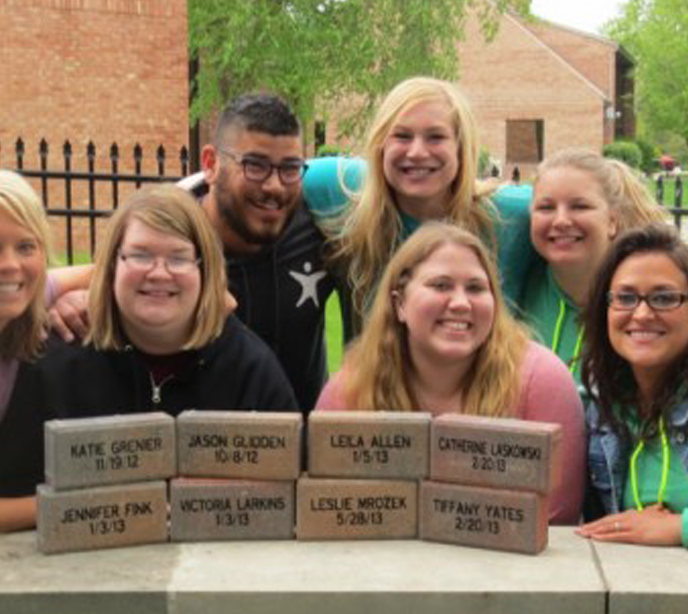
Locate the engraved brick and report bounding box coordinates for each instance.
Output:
[37,481,168,554]
[308,411,430,479]
[169,478,294,541]
[44,413,176,490]
[177,411,302,480]
[430,414,561,494]
[296,477,418,540]
[419,481,548,554]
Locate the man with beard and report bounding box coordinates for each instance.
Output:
[179,95,335,411]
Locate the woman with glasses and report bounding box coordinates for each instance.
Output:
[577,224,688,546]
[36,183,298,418]
[521,149,664,392]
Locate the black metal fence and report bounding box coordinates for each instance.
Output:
[3,140,687,262]
[1,138,189,263]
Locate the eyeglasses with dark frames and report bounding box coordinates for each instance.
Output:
[119,251,201,275]
[219,148,307,185]
[607,290,688,312]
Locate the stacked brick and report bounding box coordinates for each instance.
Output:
[36,411,302,553]
[36,411,560,555]
[171,411,301,541]
[297,411,429,540]
[37,413,175,554]
[420,414,562,554]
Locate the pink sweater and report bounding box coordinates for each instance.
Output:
[315,341,585,525]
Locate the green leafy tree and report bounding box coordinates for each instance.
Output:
[189,0,531,136]
[606,0,688,147]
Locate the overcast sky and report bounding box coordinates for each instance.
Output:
[530,0,626,35]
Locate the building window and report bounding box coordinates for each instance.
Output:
[314,121,326,154]
[506,120,544,164]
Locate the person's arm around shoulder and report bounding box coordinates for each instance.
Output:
[518,341,585,525]
[490,184,537,307]
[0,497,36,532]
[47,264,94,342]
[302,157,365,220]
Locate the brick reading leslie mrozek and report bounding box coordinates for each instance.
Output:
[308,411,431,479]
[176,411,302,480]
[430,414,562,494]
[170,478,295,541]
[419,481,549,554]
[44,413,176,490]
[296,477,418,540]
[37,481,168,554]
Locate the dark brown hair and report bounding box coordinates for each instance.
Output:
[581,223,688,432]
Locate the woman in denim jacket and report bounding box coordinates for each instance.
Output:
[577,224,688,547]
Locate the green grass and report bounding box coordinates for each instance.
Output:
[325,292,344,374]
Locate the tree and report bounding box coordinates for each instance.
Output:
[606,0,688,147]
[188,0,531,137]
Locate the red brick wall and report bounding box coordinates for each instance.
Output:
[0,0,189,257]
[457,13,607,181]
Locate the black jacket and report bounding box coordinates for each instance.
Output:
[182,174,335,411]
[38,316,298,418]
[0,316,297,496]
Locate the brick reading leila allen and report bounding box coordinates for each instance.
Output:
[308,411,430,479]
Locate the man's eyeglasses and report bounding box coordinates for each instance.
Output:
[219,148,307,185]
[119,251,201,275]
[607,290,688,311]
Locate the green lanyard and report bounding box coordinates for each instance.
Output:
[629,417,670,510]
[551,299,584,374]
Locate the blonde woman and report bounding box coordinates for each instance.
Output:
[304,77,533,332]
[316,222,585,524]
[0,170,89,531]
[36,184,297,417]
[522,148,665,387]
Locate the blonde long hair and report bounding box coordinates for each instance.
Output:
[0,170,51,360]
[330,77,496,318]
[343,222,528,416]
[535,148,665,230]
[87,185,227,351]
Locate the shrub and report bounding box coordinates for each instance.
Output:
[634,138,660,174]
[603,141,642,169]
[316,144,347,157]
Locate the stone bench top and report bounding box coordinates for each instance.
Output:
[1,528,684,614]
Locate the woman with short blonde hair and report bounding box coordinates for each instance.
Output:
[35,184,297,420]
[87,184,227,350]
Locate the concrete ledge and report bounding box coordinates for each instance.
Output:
[0,528,606,614]
[593,539,688,614]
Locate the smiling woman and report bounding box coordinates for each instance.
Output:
[578,224,688,547]
[32,184,298,420]
[316,222,586,524]
[520,148,665,390]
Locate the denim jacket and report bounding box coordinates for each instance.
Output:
[587,399,688,514]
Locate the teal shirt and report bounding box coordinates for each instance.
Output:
[521,261,584,390]
[302,156,535,308]
[622,421,688,547]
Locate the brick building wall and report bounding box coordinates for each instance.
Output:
[317,11,625,182]
[0,0,189,256]
[457,13,608,180]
